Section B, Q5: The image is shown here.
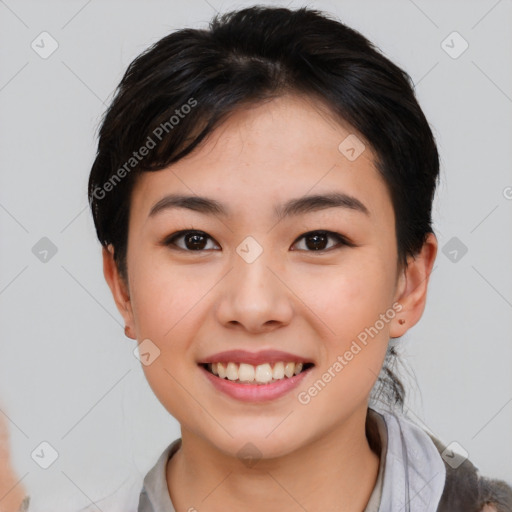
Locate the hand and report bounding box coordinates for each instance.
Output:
[0,407,28,512]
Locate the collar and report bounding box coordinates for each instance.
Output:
[138,438,181,512]
[369,404,446,511]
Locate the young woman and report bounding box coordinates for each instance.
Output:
[84,6,512,512]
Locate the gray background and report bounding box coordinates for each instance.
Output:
[1,0,511,509]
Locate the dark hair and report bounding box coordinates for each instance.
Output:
[88,5,439,411]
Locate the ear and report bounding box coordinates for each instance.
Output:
[102,244,136,340]
[390,232,438,338]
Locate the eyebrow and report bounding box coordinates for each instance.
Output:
[148,192,370,220]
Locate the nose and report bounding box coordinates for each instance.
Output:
[214,249,294,334]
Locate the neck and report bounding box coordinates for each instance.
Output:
[166,406,381,512]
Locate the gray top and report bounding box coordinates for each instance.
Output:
[137,406,446,512]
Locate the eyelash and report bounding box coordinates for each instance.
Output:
[161,229,355,253]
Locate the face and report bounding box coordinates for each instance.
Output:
[106,94,426,460]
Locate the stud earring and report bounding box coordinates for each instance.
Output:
[398,319,406,325]
[124,325,131,337]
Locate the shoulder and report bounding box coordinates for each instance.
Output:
[427,433,512,512]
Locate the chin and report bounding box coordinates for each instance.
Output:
[201,421,306,461]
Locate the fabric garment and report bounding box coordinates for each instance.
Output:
[427,433,512,512]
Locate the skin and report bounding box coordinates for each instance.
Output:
[0,410,26,512]
[104,94,438,511]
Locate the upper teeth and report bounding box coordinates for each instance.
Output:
[209,362,305,384]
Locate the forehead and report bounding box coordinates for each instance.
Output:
[131,94,393,225]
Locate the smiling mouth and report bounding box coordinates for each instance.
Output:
[200,361,315,385]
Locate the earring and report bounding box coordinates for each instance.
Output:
[124,325,131,337]
[398,319,406,325]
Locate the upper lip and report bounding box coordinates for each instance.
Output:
[199,350,313,366]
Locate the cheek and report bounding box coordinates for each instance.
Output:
[294,252,395,400]
[128,253,199,335]
[297,267,392,412]
[128,261,204,416]
[297,253,394,336]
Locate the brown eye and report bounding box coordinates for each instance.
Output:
[292,231,353,252]
[164,230,220,251]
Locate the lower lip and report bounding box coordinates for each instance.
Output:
[199,365,312,403]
